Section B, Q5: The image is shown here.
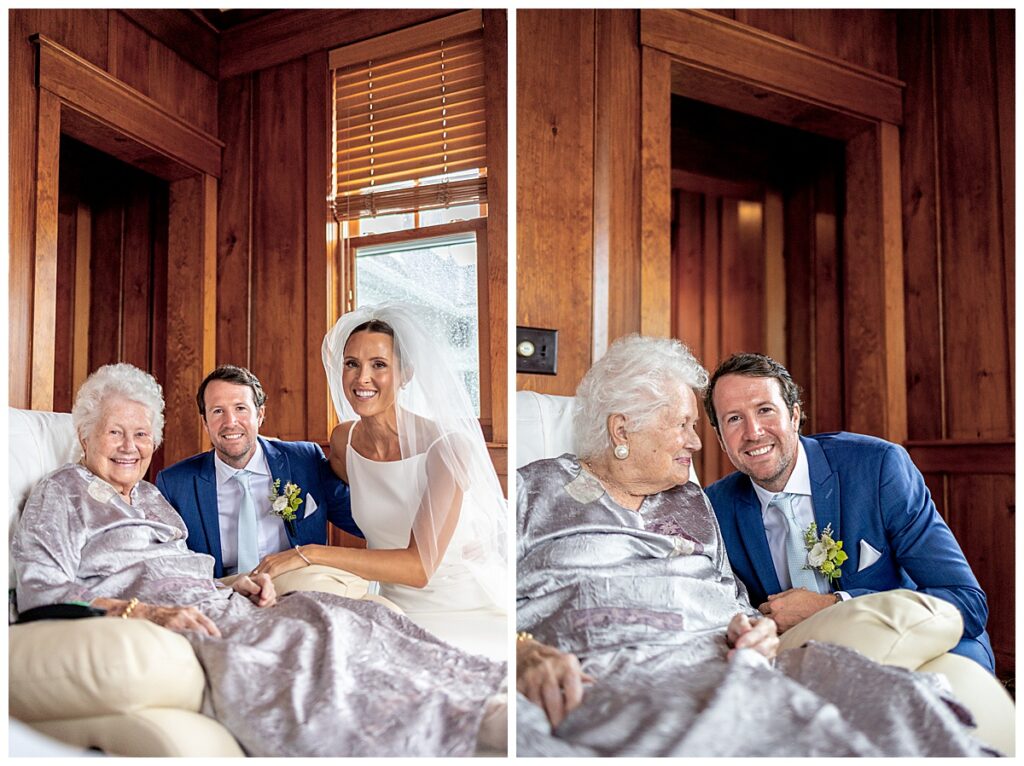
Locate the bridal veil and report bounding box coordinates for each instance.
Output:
[322,302,508,611]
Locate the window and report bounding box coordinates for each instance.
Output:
[328,11,491,424]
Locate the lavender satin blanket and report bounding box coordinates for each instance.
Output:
[14,464,505,756]
[516,455,994,757]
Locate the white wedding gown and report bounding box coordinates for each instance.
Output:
[346,425,506,659]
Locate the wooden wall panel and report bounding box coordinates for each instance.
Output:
[251,58,309,440]
[640,46,672,338]
[164,174,217,465]
[215,74,253,369]
[121,189,154,371]
[842,128,888,437]
[304,51,331,446]
[946,474,1015,672]
[593,10,642,355]
[896,10,1014,674]
[899,11,943,441]
[933,11,1011,441]
[516,9,595,395]
[483,9,509,445]
[993,11,1014,397]
[108,12,218,135]
[87,201,123,370]
[733,9,898,78]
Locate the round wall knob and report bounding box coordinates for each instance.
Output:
[517,340,536,358]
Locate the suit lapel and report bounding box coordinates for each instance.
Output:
[804,436,841,543]
[261,438,296,543]
[195,452,223,573]
[735,484,782,597]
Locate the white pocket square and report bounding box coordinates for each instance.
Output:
[303,494,318,519]
[858,540,882,571]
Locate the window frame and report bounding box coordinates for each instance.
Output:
[327,216,492,442]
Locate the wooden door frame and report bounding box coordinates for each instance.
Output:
[30,35,222,462]
[639,10,908,440]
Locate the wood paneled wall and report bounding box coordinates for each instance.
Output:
[13,9,507,482]
[897,9,1015,673]
[517,8,1014,674]
[10,9,218,414]
[216,10,508,463]
[516,10,596,395]
[710,9,899,79]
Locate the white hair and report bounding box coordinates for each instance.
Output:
[72,363,165,448]
[573,334,708,460]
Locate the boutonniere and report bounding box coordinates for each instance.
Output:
[269,479,303,536]
[803,522,848,582]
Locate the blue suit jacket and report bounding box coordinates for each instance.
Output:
[156,437,361,577]
[705,432,993,671]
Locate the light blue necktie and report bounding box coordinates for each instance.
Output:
[771,492,820,592]
[233,470,260,574]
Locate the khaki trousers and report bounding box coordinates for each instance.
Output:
[777,589,1013,754]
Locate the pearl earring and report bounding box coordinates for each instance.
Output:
[613,444,629,460]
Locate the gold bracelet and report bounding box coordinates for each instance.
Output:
[294,545,312,566]
[516,631,534,643]
[122,597,140,619]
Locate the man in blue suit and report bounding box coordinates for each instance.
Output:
[703,353,993,671]
[157,365,362,578]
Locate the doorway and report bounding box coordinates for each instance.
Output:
[55,137,171,474]
[668,97,845,483]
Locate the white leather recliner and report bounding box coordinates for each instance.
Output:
[8,407,245,756]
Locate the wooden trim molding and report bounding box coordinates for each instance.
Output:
[219,9,455,79]
[30,90,62,410]
[33,35,223,179]
[640,46,672,338]
[640,9,904,129]
[905,440,1015,475]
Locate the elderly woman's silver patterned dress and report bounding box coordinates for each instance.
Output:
[13,464,505,757]
[516,455,993,757]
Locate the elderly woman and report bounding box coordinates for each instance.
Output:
[13,363,505,757]
[516,335,994,756]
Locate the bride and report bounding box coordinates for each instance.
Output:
[257,302,507,648]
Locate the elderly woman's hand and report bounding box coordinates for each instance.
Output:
[726,612,779,660]
[231,572,277,608]
[136,603,221,638]
[516,638,594,729]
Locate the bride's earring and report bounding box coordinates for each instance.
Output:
[613,444,629,460]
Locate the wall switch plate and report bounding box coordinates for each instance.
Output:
[516,326,558,375]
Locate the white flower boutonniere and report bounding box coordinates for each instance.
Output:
[269,479,303,536]
[803,522,848,582]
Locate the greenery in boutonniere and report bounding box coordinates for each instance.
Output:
[269,480,303,533]
[803,522,848,582]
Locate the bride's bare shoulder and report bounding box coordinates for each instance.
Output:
[329,421,357,450]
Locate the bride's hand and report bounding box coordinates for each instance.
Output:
[253,548,313,579]
[726,612,779,660]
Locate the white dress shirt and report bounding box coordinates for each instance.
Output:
[214,442,289,574]
[751,442,846,599]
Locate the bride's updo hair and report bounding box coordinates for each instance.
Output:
[349,318,395,339]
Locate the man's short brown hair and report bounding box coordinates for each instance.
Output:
[196,365,267,418]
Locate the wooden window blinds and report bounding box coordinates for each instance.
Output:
[330,11,488,222]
